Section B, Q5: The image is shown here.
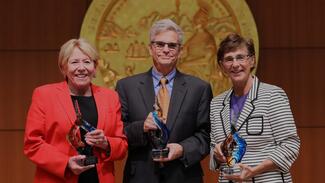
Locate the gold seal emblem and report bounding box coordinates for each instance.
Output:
[81,0,259,95]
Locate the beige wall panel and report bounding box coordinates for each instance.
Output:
[0,0,89,50]
[291,128,325,183]
[247,0,325,48]
[0,51,61,129]
[256,49,325,127]
[0,131,34,182]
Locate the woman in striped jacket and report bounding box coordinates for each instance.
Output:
[209,33,300,183]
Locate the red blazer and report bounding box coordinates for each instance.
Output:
[24,81,128,183]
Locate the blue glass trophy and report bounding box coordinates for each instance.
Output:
[149,103,170,159]
[66,100,98,166]
[221,111,247,174]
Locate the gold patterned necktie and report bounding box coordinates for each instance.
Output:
[157,77,170,122]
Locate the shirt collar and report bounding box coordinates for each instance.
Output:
[151,67,176,87]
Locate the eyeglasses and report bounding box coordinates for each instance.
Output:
[151,41,180,51]
[222,54,251,65]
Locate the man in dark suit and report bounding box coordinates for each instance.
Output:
[116,19,213,183]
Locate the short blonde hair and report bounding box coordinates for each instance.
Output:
[58,38,99,76]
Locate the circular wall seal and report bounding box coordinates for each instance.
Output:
[81,0,259,95]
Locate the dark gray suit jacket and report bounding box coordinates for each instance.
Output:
[116,69,213,183]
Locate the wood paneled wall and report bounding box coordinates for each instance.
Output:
[0,0,323,182]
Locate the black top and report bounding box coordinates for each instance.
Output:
[71,95,99,183]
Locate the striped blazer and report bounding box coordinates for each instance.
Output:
[209,77,300,183]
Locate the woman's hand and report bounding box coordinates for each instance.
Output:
[224,159,278,182]
[85,129,109,149]
[68,155,95,175]
[222,163,255,182]
[213,142,226,163]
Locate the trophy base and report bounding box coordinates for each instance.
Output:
[82,156,98,166]
[152,148,169,159]
[222,166,234,175]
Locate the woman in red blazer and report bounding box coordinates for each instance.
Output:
[24,38,128,183]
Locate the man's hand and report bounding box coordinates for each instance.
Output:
[153,143,183,162]
[144,112,157,132]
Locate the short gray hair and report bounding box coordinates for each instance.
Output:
[149,19,184,44]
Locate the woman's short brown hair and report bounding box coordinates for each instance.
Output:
[217,33,255,64]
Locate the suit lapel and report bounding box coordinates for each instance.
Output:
[236,98,254,131]
[166,71,187,130]
[236,76,259,131]
[92,85,106,129]
[137,71,155,113]
[56,82,75,126]
[220,90,232,137]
